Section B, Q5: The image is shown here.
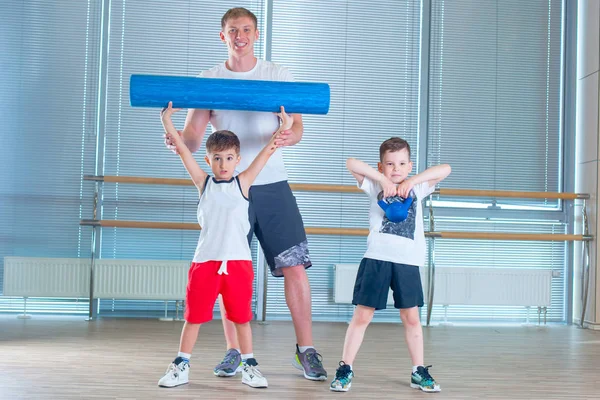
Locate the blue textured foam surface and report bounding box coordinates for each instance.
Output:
[130,74,330,115]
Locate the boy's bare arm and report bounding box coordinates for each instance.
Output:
[161,102,208,192]
[397,164,451,198]
[164,108,210,154]
[238,106,291,196]
[346,158,396,197]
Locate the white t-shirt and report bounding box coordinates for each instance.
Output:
[360,177,435,267]
[192,176,251,265]
[200,59,293,186]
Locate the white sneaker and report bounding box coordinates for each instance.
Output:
[158,358,190,388]
[241,358,268,388]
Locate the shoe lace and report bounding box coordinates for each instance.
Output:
[335,361,353,381]
[307,350,324,368]
[245,364,264,380]
[221,350,238,366]
[167,363,181,378]
[419,365,434,382]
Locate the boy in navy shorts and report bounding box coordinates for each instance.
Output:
[330,137,451,393]
[157,102,292,389]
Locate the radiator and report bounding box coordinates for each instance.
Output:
[3,257,90,298]
[334,264,553,307]
[94,259,188,300]
[3,257,189,301]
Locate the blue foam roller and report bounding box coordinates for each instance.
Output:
[130,74,330,115]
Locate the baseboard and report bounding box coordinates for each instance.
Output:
[574,319,600,330]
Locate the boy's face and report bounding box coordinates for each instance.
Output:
[378,149,413,184]
[205,148,241,180]
[220,16,259,58]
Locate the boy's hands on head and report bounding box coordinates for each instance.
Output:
[273,106,294,147]
[397,178,415,199]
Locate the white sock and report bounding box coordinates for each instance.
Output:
[235,348,241,354]
[298,345,314,353]
[241,353,254,361]
[413,365,421,373]
[178,352,191,361]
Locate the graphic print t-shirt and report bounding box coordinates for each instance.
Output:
[360,176,435,267]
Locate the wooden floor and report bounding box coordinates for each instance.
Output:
[1,317,600,399]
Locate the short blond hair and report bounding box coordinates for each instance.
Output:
[221,7,258,30]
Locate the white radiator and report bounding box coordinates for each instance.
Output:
[94,259,188,300]
[3,257,90,298]
[3,257,189,301]
[334,264,553,307]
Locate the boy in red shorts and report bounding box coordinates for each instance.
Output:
[157,102,292,389]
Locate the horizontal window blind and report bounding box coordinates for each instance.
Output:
[0,0,101,313]
[267,0,422,320]
[427,0,563,209]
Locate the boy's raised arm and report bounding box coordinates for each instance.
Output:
[346,158,397,198]
[397,164,451,198]
[161,102,208,192]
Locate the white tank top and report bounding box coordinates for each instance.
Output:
[192,176,251,273]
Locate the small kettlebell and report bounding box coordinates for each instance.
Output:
[378,196,414,223]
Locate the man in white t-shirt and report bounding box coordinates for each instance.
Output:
[329,137,451,393]
[164,7,327,381]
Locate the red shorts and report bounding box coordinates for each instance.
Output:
[184,260,254,324]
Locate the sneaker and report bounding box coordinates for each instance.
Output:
[292,344,327,381]
[330,361,353,392]
[241,358,268,388]
[213,348,243,377]
[410,365,441,392]
[158,357,189,388]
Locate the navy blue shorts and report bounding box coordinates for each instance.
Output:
[352,258,424,310]
[247,181,312,277]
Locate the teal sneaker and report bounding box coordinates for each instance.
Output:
[410,365,441,392]
[330,361,353,392]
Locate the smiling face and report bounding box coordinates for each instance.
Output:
[220,16,259,59]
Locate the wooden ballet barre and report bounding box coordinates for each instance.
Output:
[84,175,589,199]
[84,175,192,186]
[427,232,593,241]
[436,188,587,200]
[79,220,593,241]
[84,175,359,193]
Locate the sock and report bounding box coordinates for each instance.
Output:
[235,348,241,354]
[348,364,353,371]
[413,365,421,373]
[298,345,314,353]
[241,353,254,362]
[177,352,191,362]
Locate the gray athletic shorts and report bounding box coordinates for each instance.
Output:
[247,180,312,277]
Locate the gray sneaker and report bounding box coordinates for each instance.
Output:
[213,348,242,377]
[292,344,327,381]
